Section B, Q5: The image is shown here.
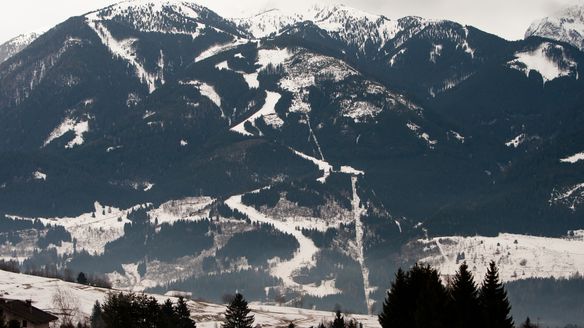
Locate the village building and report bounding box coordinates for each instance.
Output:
[0,299,58,328]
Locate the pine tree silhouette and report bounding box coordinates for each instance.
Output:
[479,261,514,328]
[89,301,104,328]
[333,310,345,328]
[175,297,196,328]
[450,262,481,328]
[378,268,409,328]
[520,317,538,328]
[223,293,255,328]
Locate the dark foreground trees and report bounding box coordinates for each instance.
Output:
[379,261,514,328]
[223,293,255,328]
[90,293,196,328]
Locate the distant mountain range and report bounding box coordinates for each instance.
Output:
[0,1,583,324]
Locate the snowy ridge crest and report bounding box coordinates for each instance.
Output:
[526,4,584,51]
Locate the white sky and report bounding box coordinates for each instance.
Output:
[0,0,581,44]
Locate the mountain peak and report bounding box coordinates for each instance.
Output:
[526,4,584,51]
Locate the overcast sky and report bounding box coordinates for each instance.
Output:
[0,0,581,44]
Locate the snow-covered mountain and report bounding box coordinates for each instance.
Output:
[526,4,584,51]
[234,4,425,50]
[0,0,583,323]
[0,32,41,63]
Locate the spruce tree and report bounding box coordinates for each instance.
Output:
[520,317,538,328]
[479,261,514,328]
[410,264,449,328]
[378,268,409,328]
[450,262,481,328]
[223,293,255,328]
[332,310,345,328]
[0,308,7,328]
[159,299,177,328]
[77,272,88,285]
[175,297,196,328]
[89,301,104,328]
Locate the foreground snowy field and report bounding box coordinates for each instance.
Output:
[0,270,380,327]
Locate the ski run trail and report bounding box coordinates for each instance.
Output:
[225,174,372,310]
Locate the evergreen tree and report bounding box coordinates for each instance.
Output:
[450,262,481,328]
[479,261,514,328]
[0,308,7,328]
[378,268,409,328]
[159,299,178,328]
[520,317,538,328]
[332,310,345,328]
[409,264,449,328]
[90,301,104,328]
[175,297,196,328]
[223,293,255,328]
[77,272,88,285]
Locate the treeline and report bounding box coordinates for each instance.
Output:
[507,276,584,327]
[88,293,195,328]
[2,262,112,289]
[378,261,533,328]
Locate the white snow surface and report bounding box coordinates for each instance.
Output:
[0,270,379,328]
[550,182,584,211]
[231,91,283,136]
[195,38,248,62]
[32,171,47,181]
[85,0,207,35]
[234,4,415,53]
[86,19,161,93]
[560,151,584,164]
[508,42,578,83]
[180,80,225,118]
[12,202,144,256]
[290,148,333,183]
[406,122,437,149]
[505,133,527,148]
[43,117,90,149]
[418,232,584,282]
[351,177,373,314]
[0,31,42,63]
[526,4,584,51]
[225,194,341,297]
[148,196,215,225]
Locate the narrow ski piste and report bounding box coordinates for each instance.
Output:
[352,176,373,314]
[224,194,322,294]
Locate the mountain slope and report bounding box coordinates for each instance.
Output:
[526,4,584,51]
[0,32,41,63]
[0,0,583,320]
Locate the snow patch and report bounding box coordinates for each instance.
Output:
[180,80,225,119]
[560,152,584,164]
[231,91,283,136]
[43,117,90,149]
[86,20,161,93]
[550,182,584,211]
[32,171,47,181]
[149,197,215,226]
[508,43,578,83]
[429,44,442,63]
[418,232,584,282]
[505,133,526,148]
[195,38,248,62]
